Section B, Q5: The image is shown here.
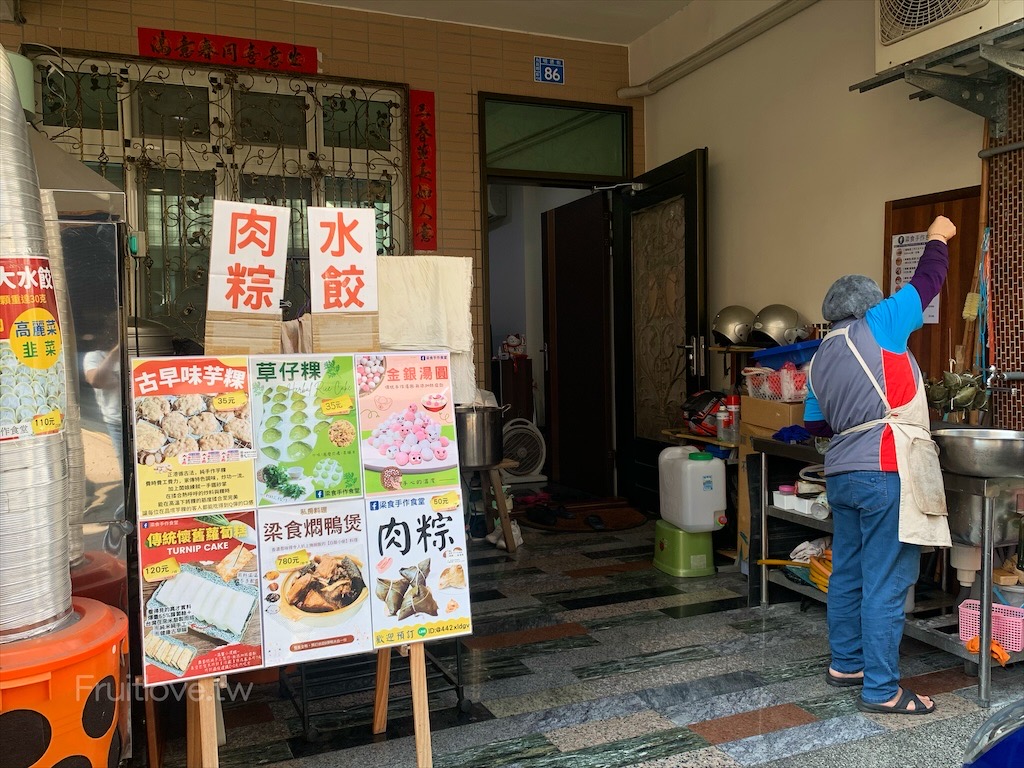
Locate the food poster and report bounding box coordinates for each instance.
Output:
[367,489,472,648]
[355,353,460,495]
[891,232,939,324]
[138,512,263,685]
[257,500,373,665]
[0,256,66,440]
[130,357,257,519]
[250,355,362,505]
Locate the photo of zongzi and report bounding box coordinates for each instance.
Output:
[375,576,411,616]
[400,558,431,586]
[281,554,367,617]
[396,581,439,620]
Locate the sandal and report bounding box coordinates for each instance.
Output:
[585,515,606,531]
[855,688,935,715]
[825,669,864,688]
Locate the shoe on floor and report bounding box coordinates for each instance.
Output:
[496,521,523,550]
[485,520,503,544]
[855,688,934,715]
[825,669,864,688]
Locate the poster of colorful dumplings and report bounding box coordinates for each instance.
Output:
[130,356,257,519]
[257,500,373,665]
[138,511,263,685]
[355,352,460,495]
[366,489,472,648]
[249,355,362,505]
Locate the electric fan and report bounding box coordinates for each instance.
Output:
[500,418,547,485]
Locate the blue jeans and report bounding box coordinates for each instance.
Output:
[826,471,920,704]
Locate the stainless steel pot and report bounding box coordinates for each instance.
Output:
[455,405,507,469]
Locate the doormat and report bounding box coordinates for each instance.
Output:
[513,502,649,533]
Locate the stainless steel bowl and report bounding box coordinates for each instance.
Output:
[932,428,1024,478]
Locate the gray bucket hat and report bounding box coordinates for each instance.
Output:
[822,275,883,321]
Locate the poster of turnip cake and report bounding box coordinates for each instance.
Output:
[355,352,460,495]
[257,500,373,665]
[250,355,362,505]
[366,489,472,648]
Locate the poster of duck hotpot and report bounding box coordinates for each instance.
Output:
[138,512,263,685]
[367,488,472,648]
[355,352,459,495]
[249,355,362,505]
[130,356,256,519]
[257,500,373,665]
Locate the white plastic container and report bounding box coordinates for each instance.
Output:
[658,447,726,532]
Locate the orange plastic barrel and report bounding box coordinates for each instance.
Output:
[0,597,129,768]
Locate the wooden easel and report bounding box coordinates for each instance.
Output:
[372,643,434,767]
[475,459,519,553]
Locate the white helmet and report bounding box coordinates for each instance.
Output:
[712,305,755,346]
[751,304,811,347]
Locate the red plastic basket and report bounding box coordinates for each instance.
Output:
[958,600,1024,652]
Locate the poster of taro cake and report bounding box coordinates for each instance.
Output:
[250,355,362,505]
[355,353,460,495]
[257,500,373,665]
[366,489,472,648]
[138,512,263,685]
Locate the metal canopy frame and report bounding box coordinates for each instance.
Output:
[851,20,1024,136]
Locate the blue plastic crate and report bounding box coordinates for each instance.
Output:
[750,339,821,369]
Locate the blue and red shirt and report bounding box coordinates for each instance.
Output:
[804,240,948,475]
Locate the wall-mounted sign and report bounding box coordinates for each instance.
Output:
[534,57,565,84]
[891,232,939,324]
[138,28,319,74]
[208,201,290,316]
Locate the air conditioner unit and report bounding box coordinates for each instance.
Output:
[875,0,1024,73]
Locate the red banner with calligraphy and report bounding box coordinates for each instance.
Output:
[409,90,438,252]
[138,27,319,75]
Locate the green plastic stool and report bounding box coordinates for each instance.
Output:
[653,519,715,577]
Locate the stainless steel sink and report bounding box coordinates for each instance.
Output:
[932,428,1024,478]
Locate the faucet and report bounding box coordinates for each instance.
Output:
[985,366,1024,396]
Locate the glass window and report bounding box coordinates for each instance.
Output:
[484,99,628,178]
[85,162,125,191]
[138,83,211,141]
[42,70,118,131]
[234,90,307,148]
[322,94,393,150]
[324,176,393,255]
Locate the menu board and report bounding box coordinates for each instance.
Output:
[258,500,373,665]
[355,353,460,495]
[250,355,362,505]
[139,512,263,685]
[130,356,256,519]
[130,351,473,686]
[0,255,67,441]
[366,488,472,648]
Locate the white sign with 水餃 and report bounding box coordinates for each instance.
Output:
[307,207,378,313]
[208,200,290,315]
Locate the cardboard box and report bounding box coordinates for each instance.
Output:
[736,422,777,565]
[740,396,805,431]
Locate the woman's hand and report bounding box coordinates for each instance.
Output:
[927,216,956,243]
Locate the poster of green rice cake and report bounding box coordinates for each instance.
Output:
[250,355,362,505]
[366,489,472,648]
[257,500,373,665]
[355,352,460,495]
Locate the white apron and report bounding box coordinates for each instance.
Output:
[815,327,951,548]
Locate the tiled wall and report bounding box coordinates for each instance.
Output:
[1,0,645,382]
[988,79,1023,430]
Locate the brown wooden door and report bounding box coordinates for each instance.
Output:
[542,193,614,495]
[883,186,981,381]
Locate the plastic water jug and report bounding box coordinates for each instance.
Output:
[658,447,726,533]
